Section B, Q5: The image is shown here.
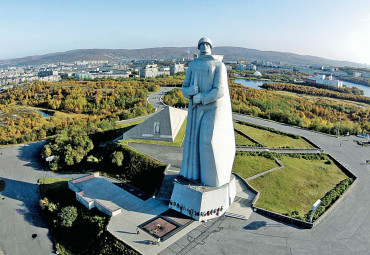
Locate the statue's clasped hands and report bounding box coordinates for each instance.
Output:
[193,93,202,104]
[190,85,202,104]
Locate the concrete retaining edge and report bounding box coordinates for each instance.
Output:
[313,177,358,227]
[234,128,262,146]
[246,159,283,181]
[236,147,324,153]
[233,149,358,229]
[232,112,338,138]
[154,164,171,198]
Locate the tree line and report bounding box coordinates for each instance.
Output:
[0,79,167,145]
[340,77,370,87]
[163,81,369,135]
[261,82,370,104]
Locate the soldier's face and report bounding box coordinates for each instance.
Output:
[199,43,211,55]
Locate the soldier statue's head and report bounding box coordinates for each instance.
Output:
[198,37,213,56]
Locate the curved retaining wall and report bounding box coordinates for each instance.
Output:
[233,150,358,229]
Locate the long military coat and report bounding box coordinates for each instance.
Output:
[180,55,235,187]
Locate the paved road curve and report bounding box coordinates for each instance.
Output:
[0,142,83,255]
[118,86,177,124]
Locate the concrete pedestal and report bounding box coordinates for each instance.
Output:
[169,175,236,221]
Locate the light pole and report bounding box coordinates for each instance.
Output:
[336,115,342,138]
[145,98,148,114]
[238,91,241,114]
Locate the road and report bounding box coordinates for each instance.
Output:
[118,86,177,124]
[0,142,83,255]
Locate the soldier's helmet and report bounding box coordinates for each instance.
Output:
[198,37,213,49]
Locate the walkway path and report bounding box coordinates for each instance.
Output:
[237,146,323,154]
[118,86,177,124]
[245,160,283,181]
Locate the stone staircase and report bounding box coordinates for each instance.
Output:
[225,196,254,220]
[225,211,248,220]
[233,196,253,205]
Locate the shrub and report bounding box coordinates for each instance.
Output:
[320,196,331,207]
[335,184,347,195]
[327,190,339,201]
[48,202,58,213]
[111,151,124,166]
[308,177,354,222]
[313,206,325,220]
[39,197,50,210]
[58,206,78,227]
[87,155,99,163]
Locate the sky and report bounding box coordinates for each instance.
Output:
[0,0,370,65]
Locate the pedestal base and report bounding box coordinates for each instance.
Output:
[169,175,236,221]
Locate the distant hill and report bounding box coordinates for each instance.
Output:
[0,47,363,67]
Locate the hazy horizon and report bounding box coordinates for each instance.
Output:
[1,0,369,65]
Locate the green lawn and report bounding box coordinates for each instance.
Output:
[249,155,348,216]
[39,178,71,185]
[233,122,313,148]
[123,119,187,147]
[232,153,279,178]
[234,132,256,146]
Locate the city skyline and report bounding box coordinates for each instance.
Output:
[1,0,370,65]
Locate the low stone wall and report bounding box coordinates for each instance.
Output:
[313,177,357,227]
[95,200,121,217]
[326,154,357,179]
[255,207,314,228]
[154,164,171,198]
[233,113,338,138]
[245,159,283,181]
[310,154,358,226]
[236,147,324,154]
[70,172,99,184]
[76,192,94,210]
[233,152,357,229]
[301,136,321,149]
[234,128,263,146]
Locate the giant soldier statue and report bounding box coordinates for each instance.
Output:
[180,37,236,187]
